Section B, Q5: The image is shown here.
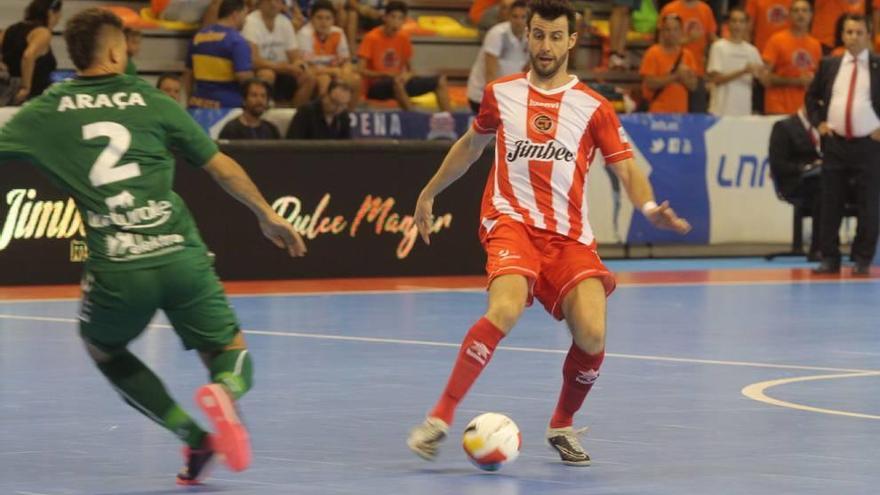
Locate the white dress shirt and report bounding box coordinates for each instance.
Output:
[828,49,880,137]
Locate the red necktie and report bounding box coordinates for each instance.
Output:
[845,58,858,139]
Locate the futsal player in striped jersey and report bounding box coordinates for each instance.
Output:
[407,0,691,466]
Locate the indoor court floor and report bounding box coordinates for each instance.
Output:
[1,258,878,495]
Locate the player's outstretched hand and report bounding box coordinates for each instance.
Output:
[645,200,692,235]
[413,195,435,245]
[260,213,307,257]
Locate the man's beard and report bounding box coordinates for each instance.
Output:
[530,52,567,79]
[246,106,266,118]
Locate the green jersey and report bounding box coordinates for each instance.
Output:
[0,74,219,270]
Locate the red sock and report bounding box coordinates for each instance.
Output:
[429,317,505,425]
[549,344,605,429]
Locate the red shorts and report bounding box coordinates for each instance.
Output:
[482,219,616,320]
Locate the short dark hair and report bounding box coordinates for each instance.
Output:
[511,0,528,10]
[384,1,408,16]
[219,0,246,19]
[527,0,576,35]
[24,0,62,26]
[241,78,272,99]
[63,8,124,71]
[310,0,336,17]
[156,73,180,88]
[841,13,870,31]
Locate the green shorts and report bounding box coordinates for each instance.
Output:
[79,255,239,352]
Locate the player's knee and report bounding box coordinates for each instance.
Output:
[486,297,526,331]
[572,319,606,354]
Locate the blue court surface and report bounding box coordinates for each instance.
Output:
[1,259,878,495]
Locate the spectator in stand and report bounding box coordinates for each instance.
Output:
[659,0,717,74]
[287,79,352,138]
[0,0,62,105]
[357,1,452,112]
[760,0,821,115]
[745,0,791,54]
[299,0,361,108]
[184,0,254,109]
[157,73,183,102]
[466,0,528,114]
[219,78,282,139]
[243,0,316,107]
[345,0,385,51]
[608,0,641,70]
[659,0,717,112]
[640,13,698,113]
[811,0,865,54]
[124,27,142,76]
[706,8,764,116]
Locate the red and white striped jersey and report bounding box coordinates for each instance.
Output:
[473,73,633,247]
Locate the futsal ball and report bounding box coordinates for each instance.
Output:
[462,413,521,471]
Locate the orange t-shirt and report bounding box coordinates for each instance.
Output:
[811,0,864,48]
[762,30,822,115]
[658,0,717,75]
[745,0,791,52]
[639,44,698,113]
[469,0,499,25]
[356,26,412,82]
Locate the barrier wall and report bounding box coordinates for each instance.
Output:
[0,112,807,285]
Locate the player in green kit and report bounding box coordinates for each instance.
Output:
[0,8,307,485]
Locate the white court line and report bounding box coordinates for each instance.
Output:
[1,275,877,304]
[0,313,877,374]
[741,372,880,420]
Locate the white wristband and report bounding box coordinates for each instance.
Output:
[641,201,658,215]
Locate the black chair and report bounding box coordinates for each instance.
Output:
[766,172,857,261]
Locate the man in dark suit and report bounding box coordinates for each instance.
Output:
[768,107,823,260]
[805,13,880,276]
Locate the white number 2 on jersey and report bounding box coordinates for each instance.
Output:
[83,122,141,187]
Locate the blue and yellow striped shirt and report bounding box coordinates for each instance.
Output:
[186,24,252,108]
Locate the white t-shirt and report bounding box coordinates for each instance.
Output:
[242,11,299,63]
[706,38,762,116]
[297,23,351,66]
[466,22,528,103]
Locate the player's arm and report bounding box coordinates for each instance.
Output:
[203,152,307,257]
[606,158,692,234]
[414,127,494,244]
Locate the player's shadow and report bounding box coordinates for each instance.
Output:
[92,487,231,495]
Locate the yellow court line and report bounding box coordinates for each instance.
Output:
[741,372,880,420]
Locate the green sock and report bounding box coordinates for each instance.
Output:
[96,350,207,448]
[209,349,253,400]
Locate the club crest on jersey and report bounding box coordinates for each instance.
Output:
[532,113,554,133]
[506,139,575,162]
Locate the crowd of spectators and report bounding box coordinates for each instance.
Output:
[3,0,880,120]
